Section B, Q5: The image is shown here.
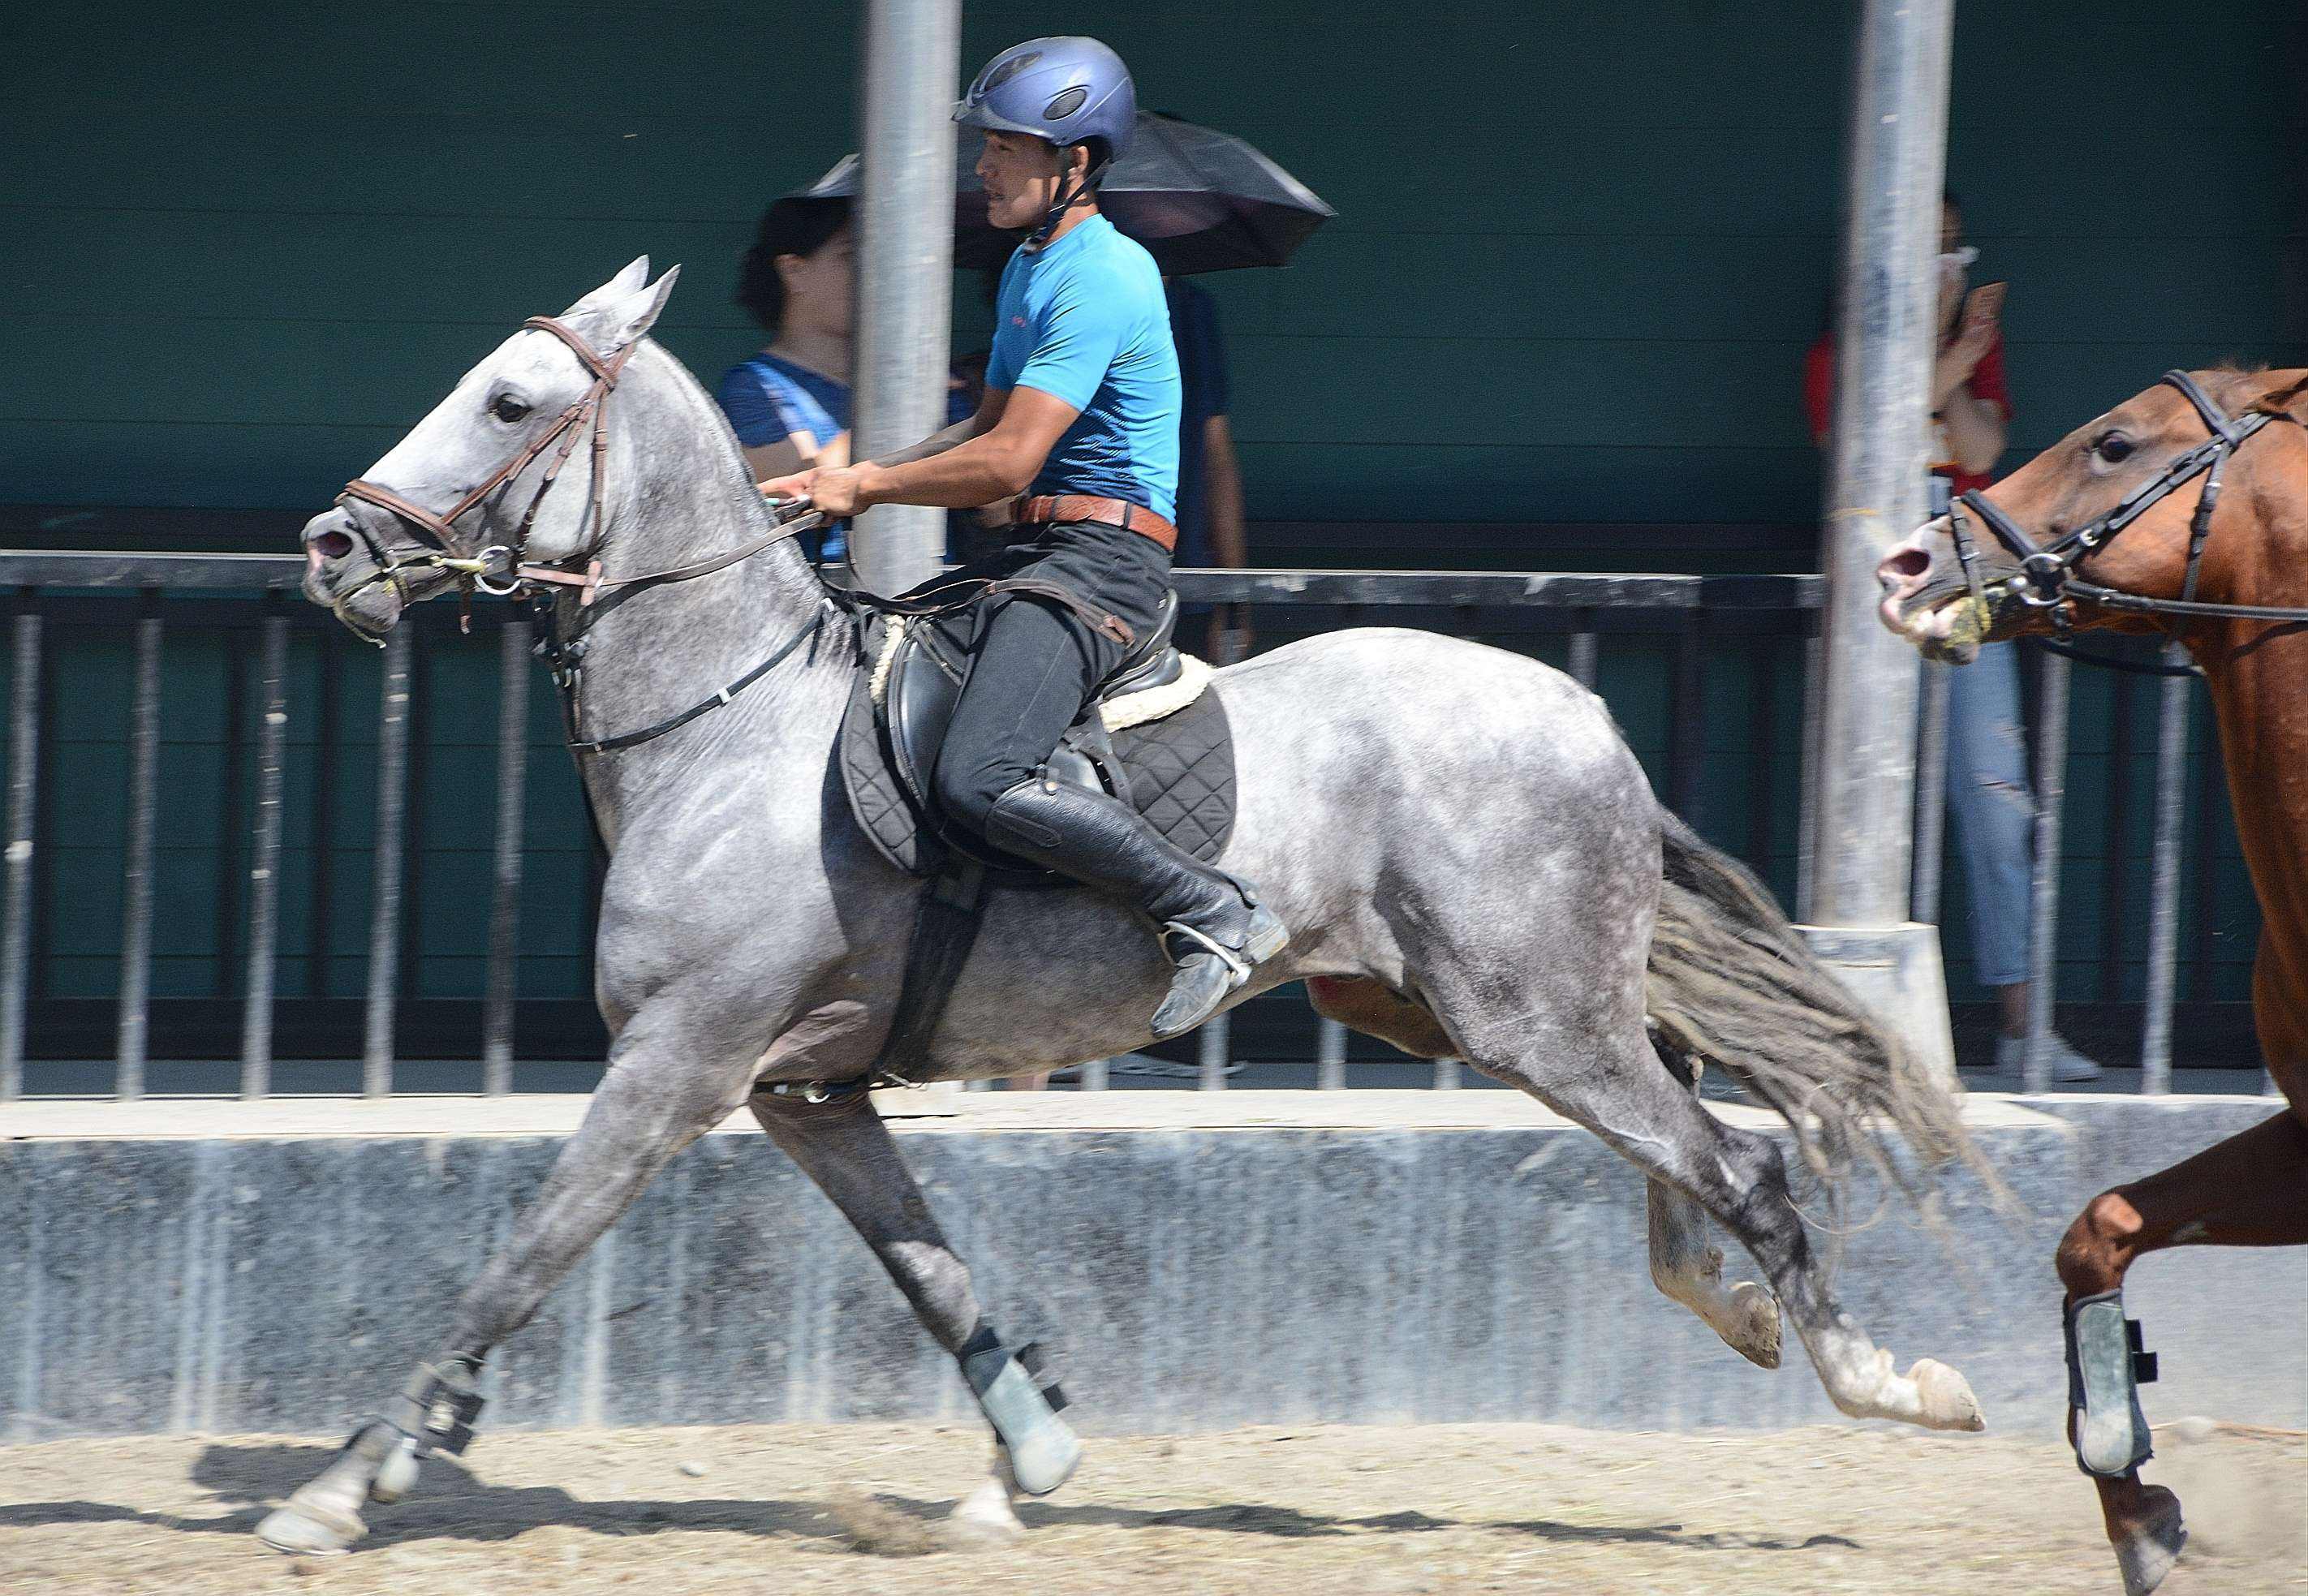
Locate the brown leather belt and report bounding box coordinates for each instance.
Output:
[1014,494,1177,554]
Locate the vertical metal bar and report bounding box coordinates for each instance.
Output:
[307,626,341,996]
[114,606,164,1100]
[239,612,290,1099]
[1197,1013,1229,1091]
[850,0,960,595]
[1079,1056,1109,1091]
[2022,647,2071,1094]
[362,625,412,1098]
[1910,660,1950,922]
[0,611,41,1102]
[1316,1014,1346,1091]
[213,621,249,997]
[1567,616,1598,690]
[2138,648,2190,1095]
[484,618,532,1095]
[397,626,431,1002]
[2188,715,2221,1002]
[1668,609,1703,823]
[1746,638,1781,874]
[1796,626,1824,921]
[1432,1057,1460,1091]
[2096,665,2138,1005]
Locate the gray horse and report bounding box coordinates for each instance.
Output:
[268,260,1986,1554]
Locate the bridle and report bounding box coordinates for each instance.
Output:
[1947,369,2308,656]
[335,316,635,615]
[327,312,826,755]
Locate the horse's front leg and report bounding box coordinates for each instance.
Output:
[2055,1106,2308,1596]
[750,1082,1080,1535]
[259,1009,754,1555]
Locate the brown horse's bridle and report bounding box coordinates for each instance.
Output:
[1947,369,2308,645]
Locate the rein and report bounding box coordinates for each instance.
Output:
[329,312,828,755]
[1948,369,2308,673]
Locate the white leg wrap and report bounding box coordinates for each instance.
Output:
[2067,1288,2157,1478]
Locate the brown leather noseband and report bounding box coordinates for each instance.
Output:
[334,315,633,617]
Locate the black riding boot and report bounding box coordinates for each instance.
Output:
[984,776,1289,1039]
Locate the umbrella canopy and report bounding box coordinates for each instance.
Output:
[789,111,1333,275]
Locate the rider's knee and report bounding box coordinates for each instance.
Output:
[2056,1188,2142,1296]
[931,755,1014,834]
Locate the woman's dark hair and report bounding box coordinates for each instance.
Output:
[735,198,850,335]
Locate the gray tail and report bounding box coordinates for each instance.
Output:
[1645,806,1996,1211]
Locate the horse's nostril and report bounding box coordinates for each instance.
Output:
[1884,548,1930,583]
[312,530,355,561]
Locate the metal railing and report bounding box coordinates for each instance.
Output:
[0,549,2258,1099]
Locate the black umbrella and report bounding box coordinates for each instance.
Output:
[789,111,1333,275]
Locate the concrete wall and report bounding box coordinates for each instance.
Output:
[3,1092,2300,1444]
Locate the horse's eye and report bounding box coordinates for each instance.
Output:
[491,394,531,424]
[2094,432,2134,462]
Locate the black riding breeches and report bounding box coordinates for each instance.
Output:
[930,518,1172,832]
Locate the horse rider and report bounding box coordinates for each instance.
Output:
[760,36,1288,1039]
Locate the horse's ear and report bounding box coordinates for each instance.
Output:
[586,265,681,355]
[2250,368,2308,421]
[560,256,652,318]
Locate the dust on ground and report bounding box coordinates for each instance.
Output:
[1,1419,2300,1595]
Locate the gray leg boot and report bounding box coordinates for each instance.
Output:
[984,776,1288,1039]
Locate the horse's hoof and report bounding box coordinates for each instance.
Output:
[1909,1357,1986,1432]
[947,1475,1025,1542]
[257,1495,367,1556]
[1004,1418,1083,1498]
[368,1437,422,1504]
[1725,1281,1781,1370]
[2113,1485,2187,1596]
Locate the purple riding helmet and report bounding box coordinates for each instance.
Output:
[954,36,1137,244]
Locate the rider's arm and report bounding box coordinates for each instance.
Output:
[849,385,1079,510]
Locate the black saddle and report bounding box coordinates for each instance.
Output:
[840,588,1237,884]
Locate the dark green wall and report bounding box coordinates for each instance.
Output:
[0,4,2297,1048]
[7,3,2301,521]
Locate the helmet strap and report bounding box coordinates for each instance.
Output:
[1023,148,1107,251]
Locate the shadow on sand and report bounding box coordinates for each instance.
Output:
[0,1440,1858,1559]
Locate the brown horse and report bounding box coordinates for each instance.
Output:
[1875,365,2308,1595]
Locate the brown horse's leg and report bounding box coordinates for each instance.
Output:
[2054,1108,2308,1594]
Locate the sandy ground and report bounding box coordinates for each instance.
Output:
[0,1419,2300,1596]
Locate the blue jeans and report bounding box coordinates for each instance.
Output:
[1944,641,2035,987]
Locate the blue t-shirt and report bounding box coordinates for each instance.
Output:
[717,353,855,561]
[715,353,969,563]
[985,213,1181,523]
[1165,278,1231,568]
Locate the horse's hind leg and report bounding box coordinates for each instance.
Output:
[1647,1179,1781,1369]
[1449,995,1981,1431]
[2054,1107,2308,1596]
[751,1085,1079,1537]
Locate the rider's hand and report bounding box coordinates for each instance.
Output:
[801,465,868,518]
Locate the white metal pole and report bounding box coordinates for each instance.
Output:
[1796,0,1959,1081]
[850,0,961,597]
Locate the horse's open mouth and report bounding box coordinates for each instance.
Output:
[1880,582,1994,665]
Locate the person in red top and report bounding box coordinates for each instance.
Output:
[1805,195,2009,502]
[1802,192,2102,1082]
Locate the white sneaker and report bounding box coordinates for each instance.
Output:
[1995,1031,2103,1083]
